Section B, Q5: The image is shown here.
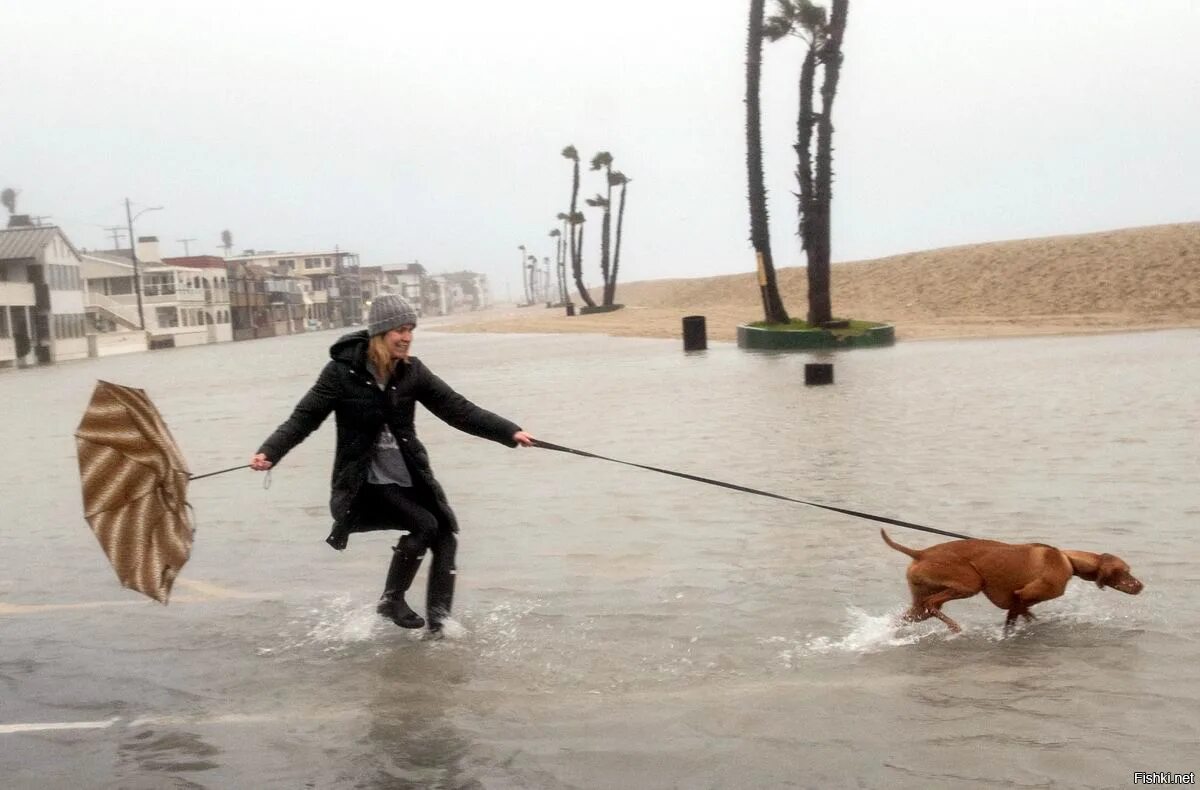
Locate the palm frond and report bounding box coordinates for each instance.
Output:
[561,145,579,160]
[589,151,613,170]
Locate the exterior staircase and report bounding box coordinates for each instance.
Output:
[86,292,143,331]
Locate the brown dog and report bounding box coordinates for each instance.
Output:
[880,529,1143,634]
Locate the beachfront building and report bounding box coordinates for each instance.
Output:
[430,271,490,315]
[357,265,384,319]
[81,239,232,352]
[263,271,306,335]
[226,261,271,341]
[160,254,233,344]
[225,249,362,330]
[378,262,428,315]
[0,218,89,367]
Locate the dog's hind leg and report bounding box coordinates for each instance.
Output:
[918,587,977,633]
[903,562,983,633]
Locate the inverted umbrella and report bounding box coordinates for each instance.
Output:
[75,380,196,604]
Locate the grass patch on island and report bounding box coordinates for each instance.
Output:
[746,318,881,336]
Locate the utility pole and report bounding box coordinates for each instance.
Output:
[125,198,163,331]
[104,226,126,250]
[177,238,197,256]
[126,199,145,330]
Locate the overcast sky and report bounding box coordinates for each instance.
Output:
[4,1,1198,295]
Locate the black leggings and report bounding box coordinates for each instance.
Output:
[361,482,443,553]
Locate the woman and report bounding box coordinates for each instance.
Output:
[250,295,534,634]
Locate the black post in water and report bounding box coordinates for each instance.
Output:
[682,315,707,351]
[565,302,576,317]
[805,363,834,385]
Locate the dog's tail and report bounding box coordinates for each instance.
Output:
[880,529,922,559]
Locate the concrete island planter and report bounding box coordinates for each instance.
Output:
[736,320,895,350]
[578,304,625,315]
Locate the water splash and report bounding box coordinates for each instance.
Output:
[256,595,393,656]
[800,606,932,657]
[305,595,381,646]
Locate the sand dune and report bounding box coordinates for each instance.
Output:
[433,222,1200,342]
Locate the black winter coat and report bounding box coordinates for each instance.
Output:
[257,331,521,547]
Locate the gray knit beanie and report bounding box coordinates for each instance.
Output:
[367,295,418,336]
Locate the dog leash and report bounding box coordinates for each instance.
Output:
[531,439,973,541]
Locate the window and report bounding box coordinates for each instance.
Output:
[0,307,8,338]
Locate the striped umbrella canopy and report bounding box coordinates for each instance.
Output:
[75,380,194,604]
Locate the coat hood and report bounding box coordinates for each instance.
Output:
[330,330,369,365]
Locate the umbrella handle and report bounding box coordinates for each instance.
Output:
[189,464,250,482]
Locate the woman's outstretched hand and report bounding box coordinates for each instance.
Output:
[512,431,535,447]
[250,452,273,471]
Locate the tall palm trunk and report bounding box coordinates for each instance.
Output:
[599,166,614,305]
[796,41,821,321]
[807,0,848,325]
[747,0,790,324]
[607,179,629,306]
[568,159,596,308]
[559,217,570,303]
[575,218,587,305]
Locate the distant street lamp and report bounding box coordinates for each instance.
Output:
[125,198,163,330]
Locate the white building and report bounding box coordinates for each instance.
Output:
[378,262,426,313]
[81,238,231,352]
[0,221,89,367]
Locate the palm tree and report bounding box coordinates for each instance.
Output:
[549,228,565,305]
[1,188,17,216]
[518,244,530,304]
[555,212,572,304]
[607,170,631,307]
[526,255,540,304]
[584,192,611,301]
[590,152,617,305]
[746,0,791,324]
[765,0,847,325]
[562,145,596,307]
[220,229,234,257]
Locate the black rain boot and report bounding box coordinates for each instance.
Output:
[376,547,425,629]
[425,532,457,635]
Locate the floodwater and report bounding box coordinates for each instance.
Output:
[1,325,1197,789]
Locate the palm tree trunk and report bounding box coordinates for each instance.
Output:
[600,168,613,305]
[559,218,570,304]
[808,0,849,326]
[607,180,628,306]
[796,42,821,323]
[573,221,595,306]
[569,160,596,308]
[747,0,790,325]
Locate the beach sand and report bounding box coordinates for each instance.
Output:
[430,222,1200,342]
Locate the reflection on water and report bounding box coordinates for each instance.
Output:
[1,328,1197,789]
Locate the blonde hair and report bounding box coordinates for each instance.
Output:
[367,333,407,384]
